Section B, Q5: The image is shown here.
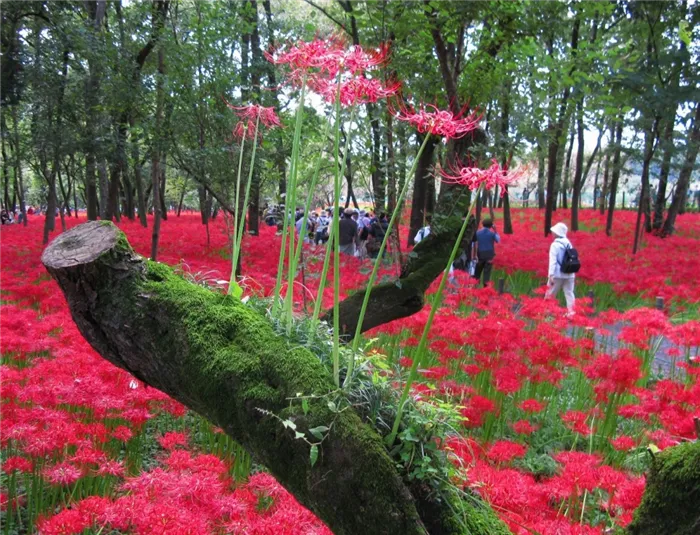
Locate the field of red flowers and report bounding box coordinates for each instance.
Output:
[2,208,699,535]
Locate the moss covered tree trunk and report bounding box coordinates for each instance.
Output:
[42,221,507,535]
[627,439,700,535]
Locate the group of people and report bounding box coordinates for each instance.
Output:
[274,206,390,260]
[0,207,36,225]
[413,216,578,317]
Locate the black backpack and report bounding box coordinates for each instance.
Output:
[560,243,581,274]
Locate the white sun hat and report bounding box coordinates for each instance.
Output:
[550,222,568,237]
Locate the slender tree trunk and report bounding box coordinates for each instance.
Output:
[151,46,165,260]
[386,108,397,215]
[633,117,660,253]
[407,135,438,245]
[605,120,623,236]
[561,128,575,210]
[652,117,674,230]
[662,103,699,236]
[130,117,147,227]
[571,99,585,231]
[12,107,26,226]
[537,144,546,209]
[1,114,11,211]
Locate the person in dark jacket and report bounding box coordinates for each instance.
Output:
[472,218,500,287]
[338,207,358,256]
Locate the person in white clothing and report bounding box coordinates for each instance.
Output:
[414,218,431,245]
[545,222,575,316]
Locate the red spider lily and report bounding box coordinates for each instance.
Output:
[312,75,400,106]
[610,435,637,451]
[440,159,524,196]
[486,440,527,464]
[393,102,480,139]
[43,462,83,486]
[224,100,282,129]
[2,456,33,474]
[265,36,346,73]
[158,431,190,451]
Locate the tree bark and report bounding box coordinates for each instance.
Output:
[150,46,165,260]
[408,135,438,246]
[633,117,659,253]
[42,221,508,535]
[652,117,674,230]
[662,103,699,236]
[605,119,623,236]
[570,99,585,231]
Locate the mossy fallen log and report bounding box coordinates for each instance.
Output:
[42,221,507,535]
[326,215,477,339]
[627,440,700,535]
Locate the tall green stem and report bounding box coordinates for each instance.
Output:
[230,116,260,288]
[331,80,344,387]
[387,184,483,446]
[273,77,307,308]
[344,134,432,386]
[284,117,335,328]
[228,130,247,295]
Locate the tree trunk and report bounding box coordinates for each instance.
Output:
[627,440,700,535]
[571,99,585,231]
[652,117,674,230]
[633,117,660,253]
[42,221,508,535]
[662,103,699,236]
[150,46,165,261]
[407,135,438,246]
[11,106,26,226]
[130,116,148,228]
[98,158,109,220]
[605,120,623,236]
[537,144,546,209]
[561,127,574,210]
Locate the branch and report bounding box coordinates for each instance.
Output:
[301,0,348,35]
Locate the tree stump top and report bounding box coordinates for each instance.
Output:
[42,221,123,269]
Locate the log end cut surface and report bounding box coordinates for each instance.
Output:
[41,220,123,269]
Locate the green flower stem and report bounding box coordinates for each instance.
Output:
[387,184,483,447]
[330,82,348,387]
[273,76,307,309]
[227,133,247,294]
[230,116,260,284]
[344,134,433,387]
[284,116,336,329]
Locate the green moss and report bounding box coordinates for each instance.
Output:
[627,440,700,535]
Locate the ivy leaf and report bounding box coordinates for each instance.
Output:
[327,401,338,413]
[309,445,319,467]
[229,281,243,299]
[282,419,297,430]
[308,425,329,440]
[295,431,305,440]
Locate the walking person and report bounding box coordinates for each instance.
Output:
[545,222,577,317]
[338,207,358,256]
[472,218,500,287]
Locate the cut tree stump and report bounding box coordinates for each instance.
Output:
[42,221,508,535]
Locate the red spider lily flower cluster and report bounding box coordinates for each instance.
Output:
[440,159,523,195]
[267,37,399,107]
[224,100,281,141]
[393,103,481,139]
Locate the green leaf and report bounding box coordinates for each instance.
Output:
[679,21,691,47]
[295,431,305,440]
[308,425,329,440]
[327,401,338,413]
[309,445,319,467]
[229,281,243,299]
[282,419,297,430]
[302,398,309,415]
